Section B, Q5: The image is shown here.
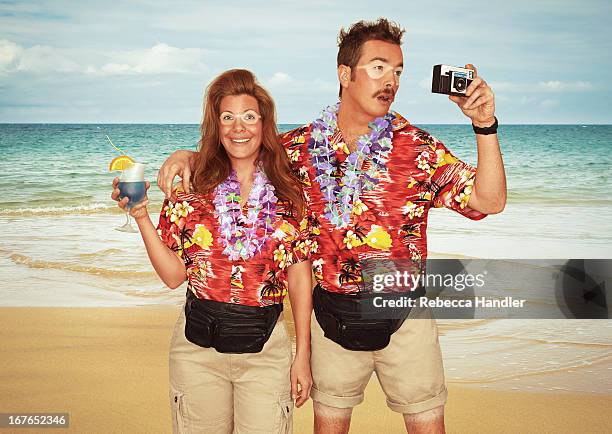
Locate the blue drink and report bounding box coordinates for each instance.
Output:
[118,181,146,209]
[115,161,146,233]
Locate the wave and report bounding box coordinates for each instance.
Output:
[449,333,612,349]
[506,194,612,206]
[0,203,119,217]
[446,353,612,385]
[77,248,124,259]
[9,253,157,279]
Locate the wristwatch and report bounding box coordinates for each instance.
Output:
[472,117,498,135]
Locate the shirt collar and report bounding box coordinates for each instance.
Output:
[390,111,410,131]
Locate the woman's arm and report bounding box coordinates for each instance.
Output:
[134,212,187,289]
[112,178,187,289]
[286,260,313,407]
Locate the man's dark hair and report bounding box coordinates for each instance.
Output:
[337,18,405,97]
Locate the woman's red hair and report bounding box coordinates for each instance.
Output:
[191,69,305,218]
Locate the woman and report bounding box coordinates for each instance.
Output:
[112,69,313,433]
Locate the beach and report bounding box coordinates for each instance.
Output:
[1,306,610,434]
[1,123,611,432]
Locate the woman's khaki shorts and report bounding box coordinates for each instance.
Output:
[310,307,447,414]
[169,306,294,434]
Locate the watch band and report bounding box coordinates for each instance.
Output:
[472,117,498,135]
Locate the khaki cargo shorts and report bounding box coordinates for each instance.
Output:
[169,306,294,433]
[310,306,447,414]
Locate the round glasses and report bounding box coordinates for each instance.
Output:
[219,110,261,126]
[357,60,403,81]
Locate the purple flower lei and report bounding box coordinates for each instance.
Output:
[308,101,395,228]
[212,165,277,261]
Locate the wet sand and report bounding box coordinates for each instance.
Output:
[1,306,610,433]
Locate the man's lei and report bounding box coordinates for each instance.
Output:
[308,101,395,228]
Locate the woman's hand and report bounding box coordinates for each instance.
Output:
[111,177,151,221]
[291,352,312,408]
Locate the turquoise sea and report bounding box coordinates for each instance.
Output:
[1,123,611,394]
[1,123,611,213]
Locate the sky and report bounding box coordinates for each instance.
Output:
[1,0,610,124]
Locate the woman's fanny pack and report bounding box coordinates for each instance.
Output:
[184,290,283,354]
[313,284,423,351]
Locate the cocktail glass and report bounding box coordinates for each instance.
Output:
[116,162,147,233]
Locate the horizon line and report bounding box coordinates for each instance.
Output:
[1,122,611,126]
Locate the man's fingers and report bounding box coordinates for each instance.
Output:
[465,63,478,78]
[465,76,484,97]
[156,167,163,195]
[466,95,488,110]
[164,166,179,199]
[112,177,119,188]
[449,95,465,104]
[463,88,484,109]
[182,167,191,194]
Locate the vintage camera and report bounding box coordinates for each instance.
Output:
[432,65,474,96]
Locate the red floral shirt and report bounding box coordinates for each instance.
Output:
[157,191,313,306]
[280,112,486,294]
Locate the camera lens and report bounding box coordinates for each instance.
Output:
[454,76,467,92]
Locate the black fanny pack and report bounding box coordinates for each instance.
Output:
[313,284,423,351]
[184,290,283,354]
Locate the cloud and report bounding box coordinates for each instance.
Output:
[0,40,209,75]
[540,99,559,108]
[89,43,209,76]
[490,80,595,93]
[0,39,24,72]
[267,72,293,87]
[264,71,336,93]
[538,80,593,91]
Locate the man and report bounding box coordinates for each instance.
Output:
[155,18,506,434]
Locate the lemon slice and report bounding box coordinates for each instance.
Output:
[109,155,135,171]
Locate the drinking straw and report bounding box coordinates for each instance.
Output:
[96,126,126,154]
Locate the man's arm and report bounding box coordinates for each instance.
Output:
[468,130,506,214]
[449,64,507,214]
[157,150,197,198]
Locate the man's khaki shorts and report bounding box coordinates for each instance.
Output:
[169,306,294,434]
[310,307,447,414]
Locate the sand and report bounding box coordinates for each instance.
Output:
[1,306,610,434]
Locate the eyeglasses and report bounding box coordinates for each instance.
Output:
[219,110,261,126]
[357,60,403,81]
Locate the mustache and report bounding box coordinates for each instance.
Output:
[373,88,396,99]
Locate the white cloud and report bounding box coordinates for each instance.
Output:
[17,45,80,73]
[0,40,209,75]
[0,40,24,72]
[540,99,559,108]
[89,43,209,75]
[265,72,336,94]
[490,80,595,93]
[538,80,593,91]
[267,72,293,87]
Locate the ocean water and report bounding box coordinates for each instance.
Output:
[1,123,611,394]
